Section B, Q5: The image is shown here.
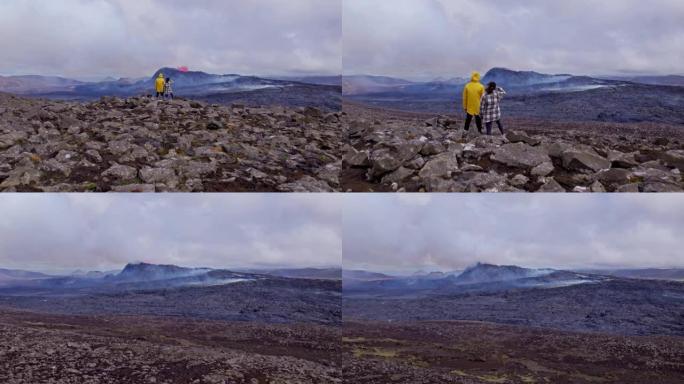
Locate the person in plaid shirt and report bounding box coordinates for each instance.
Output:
[480,82,506,136]
[164,78,174,100]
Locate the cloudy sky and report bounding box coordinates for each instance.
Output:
[0,0,341,79]
[344,195,684,273]
[0,194,341,274]
[343,0,684,79]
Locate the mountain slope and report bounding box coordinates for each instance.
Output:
[482,67,572,86]
[343,263,602,297]
[453,262,552,284]
[114,262,211,282]
[0,268,52,286]
[0,75,83,94]
[342,75,414,95]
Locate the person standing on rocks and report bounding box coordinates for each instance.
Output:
[155,73,166,99]
[480,82,506,136]
[462,71,485,133]
[164,77,174,100]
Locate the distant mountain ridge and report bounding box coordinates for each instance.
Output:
[0,75,83,94]
[454,262,554,284]
[0,262,341,293]
[344,68,684,124]
[344,68,684,96]
[0,67,342,110]
[114,262,211,282]
[481,67,572,87]
[344,262,607,297]
[0,268,52,285]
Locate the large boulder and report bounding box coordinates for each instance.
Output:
[505,131,541,146]
[418,153,459,179]
[343,147,370,167]
[140,167,177,185]
[594,168,633,187]
[491,142,551,170]
[607,150,638,169]
[368,148,402,178]
[420,141,446,156]
[561,150,611,173]
[102,164,137,182]
[277,175,334,192]
[368,140,424,178]
[537,177,565,192]
[382,167,415,184]
[455,171,511,192]
[642,182,683,192]
[531,161,555,177]
[662,150,684,171]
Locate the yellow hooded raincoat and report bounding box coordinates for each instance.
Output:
[155,73,166,93]
[462,72,485,116]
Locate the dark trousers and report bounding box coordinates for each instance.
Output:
[156,91,164,98]
[464,114,482,132]
[485,120,504,135]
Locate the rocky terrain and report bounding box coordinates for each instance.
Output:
[0,93,342,192]
[0,263,342,382]
[0,309,341,384]
[342,102,684,192]
[344,276,684,336]
[343,320,684,384]
[0,264,341,326]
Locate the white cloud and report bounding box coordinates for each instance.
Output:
[0,0,341,78]
[343,0,684,78]
[0,194,342,273]
[343,194,684,272]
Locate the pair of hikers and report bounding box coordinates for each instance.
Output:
[462,72,505,136]
[155,73,174,100]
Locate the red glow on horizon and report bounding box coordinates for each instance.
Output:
[177,66,189,73]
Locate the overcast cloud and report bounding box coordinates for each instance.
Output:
[0,0,341,79]
[343,0,684,79]
[0,194,341,274]
[343,195,684,273]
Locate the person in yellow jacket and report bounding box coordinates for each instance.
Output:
[155,73,165,98]
[462,71,485,133]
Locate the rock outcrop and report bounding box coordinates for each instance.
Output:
[0,93,342,192]
[343,111,683,192]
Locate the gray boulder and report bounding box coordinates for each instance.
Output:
[102,164,137,182]
[491,142,551,170]
[506,131,541,146]
[277,176,334,192]
[418,153,459,179]
[561,150,611,173]
[538,178,565,192]
[343,148,370,167]
[662,150,684,171]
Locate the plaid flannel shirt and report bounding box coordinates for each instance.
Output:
[164,80,174,95]
[480,87,506,123]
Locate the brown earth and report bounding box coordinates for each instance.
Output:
[343,320,684,384]
[0,308,341,384]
